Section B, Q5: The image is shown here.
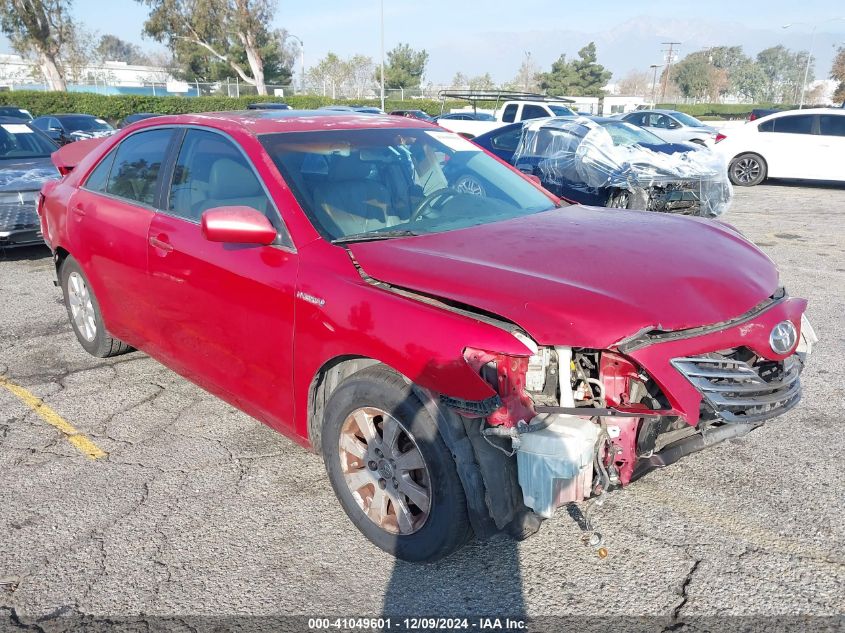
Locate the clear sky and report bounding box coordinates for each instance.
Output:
[8,0,845,83]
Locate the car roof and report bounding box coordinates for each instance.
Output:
[0,115,33,124]
[35,113,98,119]
[125,109,435,136]
[759,107,845,119]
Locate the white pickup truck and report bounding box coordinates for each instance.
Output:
[436,99,576,138]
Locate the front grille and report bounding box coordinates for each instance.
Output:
[671,350,802,424]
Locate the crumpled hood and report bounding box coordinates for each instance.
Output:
[0,157,59,192]
[348,206,779,348]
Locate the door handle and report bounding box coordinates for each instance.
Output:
[71,205,86,217]
[148,235,174,252]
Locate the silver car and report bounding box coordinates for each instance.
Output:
[622,109,719,146]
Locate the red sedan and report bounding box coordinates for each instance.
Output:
[39,110,816,561]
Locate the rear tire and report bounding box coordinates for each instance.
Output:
[321,365,472,562]
[729,153,767,186]
[60,256,133,358]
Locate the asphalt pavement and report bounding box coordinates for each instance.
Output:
[1,183,843,630]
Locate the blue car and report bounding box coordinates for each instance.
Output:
[472,117,730,216]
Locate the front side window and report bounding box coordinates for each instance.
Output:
[169,129,272,222]
[261,127,558,242]
[106,129,173,206]
[491,126,523,151]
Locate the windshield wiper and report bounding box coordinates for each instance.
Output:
[332,229,418,245]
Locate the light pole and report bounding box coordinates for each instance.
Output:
[783,18,845,108]
[649,64,662,105]
[288,34,305,94]
[380,0,385,111]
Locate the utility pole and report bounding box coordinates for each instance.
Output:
[660,41,681,102]
[649,64,662,105]
[380,0,385,111]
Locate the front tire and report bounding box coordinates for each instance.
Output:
[60,256,133,358]
[729,153,767,186]
[321,366,472,562]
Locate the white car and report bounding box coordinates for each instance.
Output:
[716,108,845,186]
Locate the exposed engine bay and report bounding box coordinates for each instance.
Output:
[458,318,817,522]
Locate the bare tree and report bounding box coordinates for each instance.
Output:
[0,0,77,90]
[306,52,348,98]
[617,70,651,98]
[140,0,282,95]
[345,54,375,99]
[509,53,539,92]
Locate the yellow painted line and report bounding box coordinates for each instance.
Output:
[0,376,107,460]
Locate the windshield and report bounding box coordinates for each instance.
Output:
[0,122,57,159]
[548,105,575,116]
[261,128,559,241]
[670,112,705,127]
[599,121,666,146]
[61,116,113,132]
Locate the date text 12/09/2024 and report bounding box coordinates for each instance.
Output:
[308,617,527,630]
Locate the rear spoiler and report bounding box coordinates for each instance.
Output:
[50,137,108,176]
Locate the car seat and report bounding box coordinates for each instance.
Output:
[312,154,392,237]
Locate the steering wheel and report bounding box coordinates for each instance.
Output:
[410,187,461,222]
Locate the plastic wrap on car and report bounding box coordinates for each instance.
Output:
[512,117,733,217]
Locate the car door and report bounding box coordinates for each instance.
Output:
[756,114,818,179]
[816,114,845,181]
[67,127,176,347]
[145,127,298,429]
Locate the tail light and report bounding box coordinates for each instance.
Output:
[715,133,726,143]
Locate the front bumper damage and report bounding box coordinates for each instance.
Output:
[456,294,816,523]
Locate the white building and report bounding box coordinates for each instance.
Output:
[0,53,186,95]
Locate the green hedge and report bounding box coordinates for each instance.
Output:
[0,90,463,122]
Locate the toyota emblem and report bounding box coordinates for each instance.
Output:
[769,320,797,355]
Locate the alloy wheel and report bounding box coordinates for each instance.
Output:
[67,271,97,342]
[732,157,761,184]
[338,406,432,535]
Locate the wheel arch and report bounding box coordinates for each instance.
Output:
[307,355,382,455]
[307,354,535,540]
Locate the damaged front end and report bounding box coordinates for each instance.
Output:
[447,303,817,524]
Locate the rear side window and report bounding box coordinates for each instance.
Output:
[501,104,518,123]
[84,150,117,192]
[757,119,775,132]
[522,105,549,120]
[106,129,173,206]
[771,115,814,135]
[819,115,845,137]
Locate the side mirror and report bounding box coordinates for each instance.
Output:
[201,206,277,245]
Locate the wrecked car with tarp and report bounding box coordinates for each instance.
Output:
[507,116,733,217]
